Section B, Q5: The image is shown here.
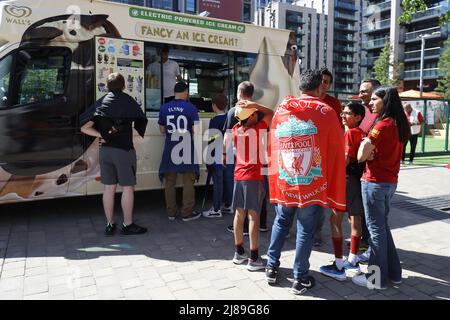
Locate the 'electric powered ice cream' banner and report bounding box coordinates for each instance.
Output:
[95,36,145,109]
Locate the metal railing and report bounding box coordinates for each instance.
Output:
[361,56,379,66]
[334,11,358,21]
[362,37,388,49]
[335,1,357,11]
[404,47,442,60]
[286,15,306,24]
[363,19,391,33]
[334,45,357,53]
[334,55,354,63]
[334,34,357,42]
[335,23,357,31]
[336,77,355,83]
[412,2,450,21]
[404,26,442,42]
[335,67,354,73]
[403,68,440,79]
[364,1,391,17]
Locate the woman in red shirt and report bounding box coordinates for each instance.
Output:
[353,87,410,290]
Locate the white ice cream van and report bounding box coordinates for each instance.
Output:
[0,0,299,204]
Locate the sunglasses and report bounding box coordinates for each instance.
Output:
[340,111,355,117]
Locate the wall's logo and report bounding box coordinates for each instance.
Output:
[4,5,32,18]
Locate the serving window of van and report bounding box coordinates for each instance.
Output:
[144,42,257,115]
[144,43,231,114]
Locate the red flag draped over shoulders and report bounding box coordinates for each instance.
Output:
[268,96,346,211]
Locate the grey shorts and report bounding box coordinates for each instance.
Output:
[346,174,364,216]
[232,180,266,213]
[99,146,137,187]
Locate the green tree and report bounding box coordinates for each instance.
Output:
[371,41,403,86]
[398,0,427,24]
[399,0,450,25]
[436,37,450,99]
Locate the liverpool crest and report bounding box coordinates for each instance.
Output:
[276,116,322,185]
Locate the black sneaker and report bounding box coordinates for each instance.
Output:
[260,225,269,232]
[291,275,315,295]
[121,223,147,235]
[182,211,201,222]
[265,266,278,284]
[227,225,249,236]
[105,223,116,236]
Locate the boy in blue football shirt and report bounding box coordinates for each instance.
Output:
[159,82,201,221]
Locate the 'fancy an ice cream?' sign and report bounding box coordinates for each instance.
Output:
[136,24,242,50]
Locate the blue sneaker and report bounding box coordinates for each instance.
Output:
[342,260,360,274]
[319,261,346,281]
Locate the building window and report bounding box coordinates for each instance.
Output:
[150,0,176,11]
[243,0,252,23]
[107,0,147,5]
[185,0,196,13]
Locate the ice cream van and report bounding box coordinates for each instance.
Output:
[0,0,300,204]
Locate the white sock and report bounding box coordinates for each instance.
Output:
[335,258,344,270]
[348,253,358,265]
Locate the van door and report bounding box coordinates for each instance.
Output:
[0,46,75,197]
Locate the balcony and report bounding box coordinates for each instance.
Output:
[334,22,357,32]
[286,15,306,24]
[404,26,445,42]
[334,55,354,63]
[335,1,357,11]
[336,77,356,84]
[363,19,391,33]
[335,67,354,73]
[334,45,357,53]
[334,11,358,21]
[362,37,388,50]
[404,47,442,61]
[412,2,450,22]
[334,34,357,42]
[364,1,391,17]
[403,68,440,80]
[361,56,379,66]
[334,86,355,93]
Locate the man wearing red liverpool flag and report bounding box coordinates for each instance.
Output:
[265,69,346,295]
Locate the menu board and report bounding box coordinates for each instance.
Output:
[95,37,145,110]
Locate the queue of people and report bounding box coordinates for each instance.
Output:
[80,67,415,296]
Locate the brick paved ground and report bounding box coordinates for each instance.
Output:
[0,165,449,300]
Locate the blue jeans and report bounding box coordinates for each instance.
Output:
[223,163,235,207]
[267,204,321,279]
[211,168,223,211]
[361,181,402,287]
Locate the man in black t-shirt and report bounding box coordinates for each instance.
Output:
[81,73,148,236]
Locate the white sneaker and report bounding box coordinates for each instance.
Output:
[221,205,233,214]
[202,207,222,218]
[352,273,387,290]
[247,257,266,271]
[358,248,371,263]
[233,252,248,265]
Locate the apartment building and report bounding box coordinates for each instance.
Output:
[362,0,449,91]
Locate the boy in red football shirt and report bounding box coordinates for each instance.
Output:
[227,82,274,271]
[320,102,366,281]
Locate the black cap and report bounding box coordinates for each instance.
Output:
[174,82,188,93]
